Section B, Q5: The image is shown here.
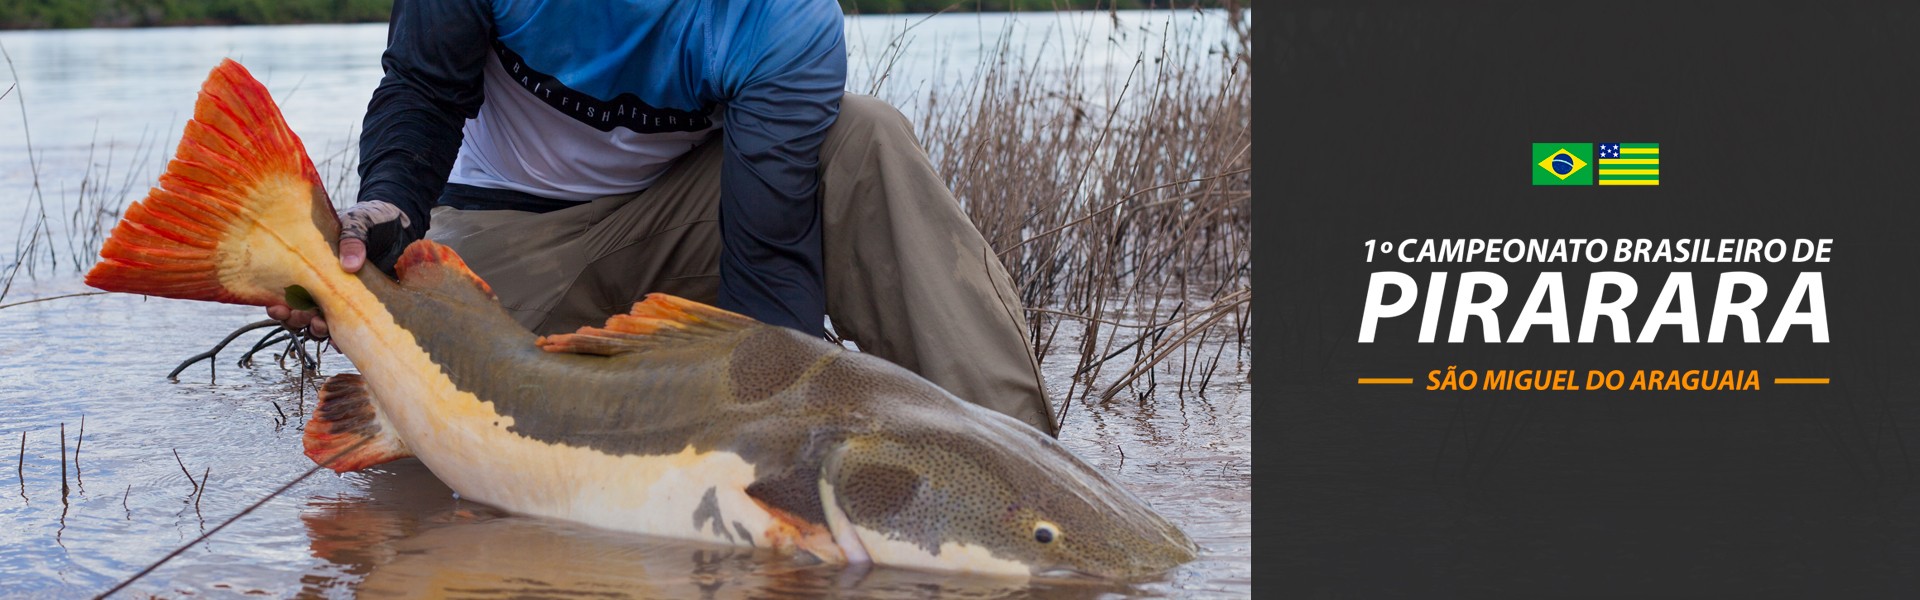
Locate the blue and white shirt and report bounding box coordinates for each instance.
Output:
[358,0,848,335]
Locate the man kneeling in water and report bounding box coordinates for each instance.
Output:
[264,0,1056,434]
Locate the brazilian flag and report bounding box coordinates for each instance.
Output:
[1532,143,1592,185]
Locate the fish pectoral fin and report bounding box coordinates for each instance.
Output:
[535,293,758,357]
[302,373,413,473]
[749,498,845,563]
[746,466,829,528]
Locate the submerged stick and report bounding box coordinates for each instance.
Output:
[59,423,68,502]
[168,319,280,382]
[195,467,209,511]
[287,330,320,372]
[97,438,371,599]
[74,415,84,492]
[238,332,292,368]
[171,449,199,495]
[0,291,109,311]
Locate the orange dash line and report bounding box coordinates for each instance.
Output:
[1358,378,1414,385]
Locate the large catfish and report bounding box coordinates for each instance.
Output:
[85,60,1197,579]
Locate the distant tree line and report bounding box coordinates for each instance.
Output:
[1,0,1237,29]
[0,0,389,29]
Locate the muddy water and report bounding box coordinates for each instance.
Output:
[0,12,1249,599]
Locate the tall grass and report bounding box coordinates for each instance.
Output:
[858,9,1251,419]
[0,44,168,305]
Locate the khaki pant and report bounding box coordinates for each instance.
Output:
[426,94,1056,435]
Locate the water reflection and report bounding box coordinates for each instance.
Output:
[295,461,1142,599]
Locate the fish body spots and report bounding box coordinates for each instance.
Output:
[692,487,740,545]
[726,328,841,404]
[853,523,1029,577]
[732,521,754,547]
[689,494,756,548]
[816,419,1200,579]
[818,479,1023,576]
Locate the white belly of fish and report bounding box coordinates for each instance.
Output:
[325,297,779,551]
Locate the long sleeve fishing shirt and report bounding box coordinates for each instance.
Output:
[357,0,847,336]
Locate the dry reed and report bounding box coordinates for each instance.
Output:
[858,9,1252,420]
[58,422,67,502]
[0,38,166,306]
[16,430,24,501]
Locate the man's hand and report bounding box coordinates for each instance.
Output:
[266,303,331,338]
[265,201,412,338]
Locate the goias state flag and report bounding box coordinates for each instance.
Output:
[1597,142,1659,185]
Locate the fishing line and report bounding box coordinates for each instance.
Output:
[95,437,371,599]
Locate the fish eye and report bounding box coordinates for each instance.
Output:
[1034,520,1060,544]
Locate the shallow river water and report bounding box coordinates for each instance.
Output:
[0,12,1250,599]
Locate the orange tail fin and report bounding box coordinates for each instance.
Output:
[84,59,337,307]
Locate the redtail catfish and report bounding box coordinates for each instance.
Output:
[84,60,1197,579]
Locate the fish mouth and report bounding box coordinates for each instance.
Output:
[1033,566,1102,580]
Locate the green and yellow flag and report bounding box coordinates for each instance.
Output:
[1597,142,1659,185]
[1532,143,1592,186]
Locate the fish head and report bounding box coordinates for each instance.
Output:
[816,407,1198,580]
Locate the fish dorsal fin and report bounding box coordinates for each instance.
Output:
[303,373,413,473]
[394,240,496,300]
[536,293,758,356]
